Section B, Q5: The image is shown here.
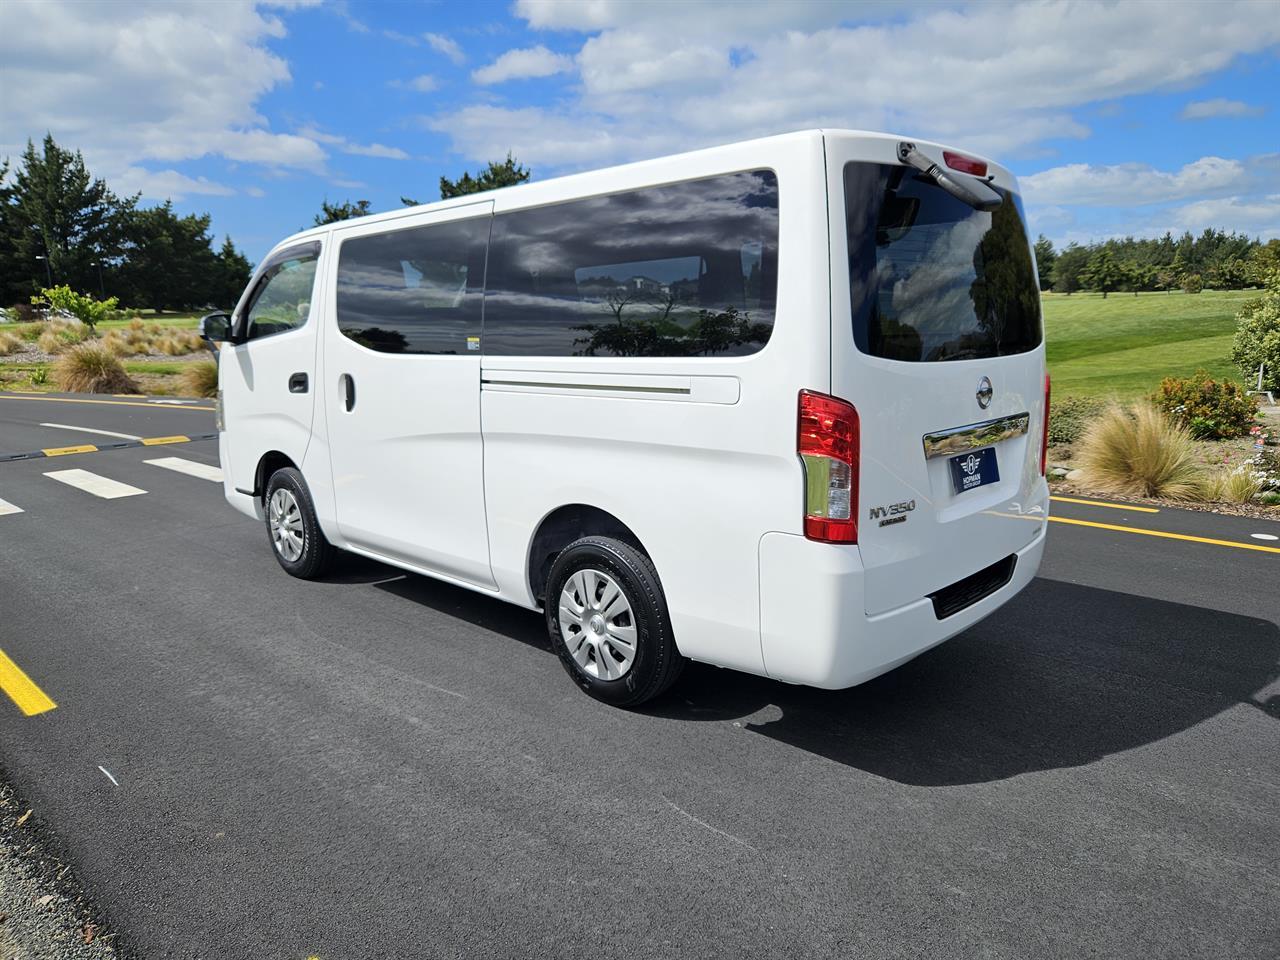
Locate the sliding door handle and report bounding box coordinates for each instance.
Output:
[339,373,356,411]
[288,372,308,393]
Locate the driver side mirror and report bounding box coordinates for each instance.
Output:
[198,312,236,353]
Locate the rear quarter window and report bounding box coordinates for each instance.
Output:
[844,162,1042,363]
[483,170,779,357]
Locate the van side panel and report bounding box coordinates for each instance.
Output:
[481,135,829,674]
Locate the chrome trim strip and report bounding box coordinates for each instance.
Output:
[481,378,690,395]
[922,412,1030,459]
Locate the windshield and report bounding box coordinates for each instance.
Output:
[844,161,1042,363]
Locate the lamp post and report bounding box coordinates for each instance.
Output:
[34,255,52,288]
[91,259,105,298]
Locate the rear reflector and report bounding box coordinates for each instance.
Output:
[798,390,859,543]
[1040,374,1051,476]
[943,151,988,177]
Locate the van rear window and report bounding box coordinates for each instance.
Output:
[843,162,1041,363]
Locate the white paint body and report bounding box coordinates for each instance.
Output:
[217,130,1049,690]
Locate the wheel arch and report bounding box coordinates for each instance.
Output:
[254,450,299,502]
[526,504,648,607]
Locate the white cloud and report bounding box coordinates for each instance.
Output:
[296,126,409,160]
[392,74,440,93]
[1021,157,1253,207]
[1170,194,1280,237]
[113,167,237,201]
[472,45,575,85]
[245,186,266,198]
[1180,97,1266,120]
[433,1,1280,170]
[425,32,466,65]
[0,0,328,190]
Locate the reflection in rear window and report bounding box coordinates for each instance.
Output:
[844,162,1042,363]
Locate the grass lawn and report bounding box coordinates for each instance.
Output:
[1044,289,1255,399]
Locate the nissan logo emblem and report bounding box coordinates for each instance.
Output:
[976,377,993,409]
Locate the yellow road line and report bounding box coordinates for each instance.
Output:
[0,395,213,412]
[1051,495,1160,513]
[1049,515,1280,554]
[141,435,190,445]
[41,444,99,457]
[0,648,57,716]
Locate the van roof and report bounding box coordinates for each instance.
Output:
[273,128,1013,250]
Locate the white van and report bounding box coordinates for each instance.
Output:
[201,130,1049,707]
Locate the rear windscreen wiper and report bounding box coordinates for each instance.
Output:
[897,142,1002,212]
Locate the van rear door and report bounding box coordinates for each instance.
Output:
[827,136,1048,616]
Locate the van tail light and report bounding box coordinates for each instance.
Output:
[1040,374,1051,476]
[798,390,859,543]
[943,151,988,177]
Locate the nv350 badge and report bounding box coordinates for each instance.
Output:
[869,499,916,527]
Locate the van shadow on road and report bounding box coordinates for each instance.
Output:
[326,558,1279,787]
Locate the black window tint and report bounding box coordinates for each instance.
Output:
[483,171,778,357]
[844,162,1042,363]
[244,249,319,341]
[336,216,489,354]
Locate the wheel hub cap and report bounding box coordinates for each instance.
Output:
[558,568,638,681]
[268,488,305,562]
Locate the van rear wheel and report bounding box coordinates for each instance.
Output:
[546,536,684,707]
[264,467,336,579]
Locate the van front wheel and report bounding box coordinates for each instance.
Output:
[264,467,336,579]
[546,537,684,707]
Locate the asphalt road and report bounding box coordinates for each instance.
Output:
[1,392,1277,959]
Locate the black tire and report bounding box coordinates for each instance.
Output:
[546,536,685,707]
[263,467,336,579]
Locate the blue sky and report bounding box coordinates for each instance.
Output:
[2,0,1278,262]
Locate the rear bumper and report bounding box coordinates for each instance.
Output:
[759,522,1046,688]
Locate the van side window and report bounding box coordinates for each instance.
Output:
[483,171,779,357]
[336,216,489,354]
[244,250,319,341]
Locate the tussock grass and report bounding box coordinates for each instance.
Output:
[35,318,90,355]
[52,343,141,394]
[1204,466,1264,504]
[0,331,23,355]
[179,359,219,398]
[100,323,201,357]
[1077,401,1205,500]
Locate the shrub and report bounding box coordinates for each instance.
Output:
[1204,466,1263,504]
[1181,273,1203,294]
[30,285,119,333]
[8,302,37,323]
[30,365,50,386]
[35,318,90,355]
[180,359,219,398]
[1249,446,1280,492]
[1230,269,1280,392]
[1077,401,1204,499]
[0,331,23,356]
[1048,395,1104,445]
[52,343,140,394]
[1151,369,1257,439]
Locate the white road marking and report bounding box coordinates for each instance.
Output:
[0,497,24,516]
[38,422,142,441]
[43,469,146,499]
[1251,533,1279,541]
[147,399,197,405]
[97,765,120,787]
[144,456,223,482]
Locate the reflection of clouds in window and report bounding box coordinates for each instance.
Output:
[248,255,318,338]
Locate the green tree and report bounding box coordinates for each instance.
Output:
[1080,247,1125,298]
[407,152,531,204]
[31,284,118,334]
[1051,243,1089,294]
[0,158,24,304]
[116,202,219,310]
[314,198,372,226]
[1230,269,1280,392]
[212,236,252,310]
[9,135,134,298]
[1033,235,1056,291]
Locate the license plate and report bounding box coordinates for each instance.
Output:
[949,447,1000,495]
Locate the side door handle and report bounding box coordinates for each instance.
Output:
[288,372,309,394]
[339,373,356,411]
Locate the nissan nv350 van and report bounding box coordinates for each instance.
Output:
[200,129,1049,707]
